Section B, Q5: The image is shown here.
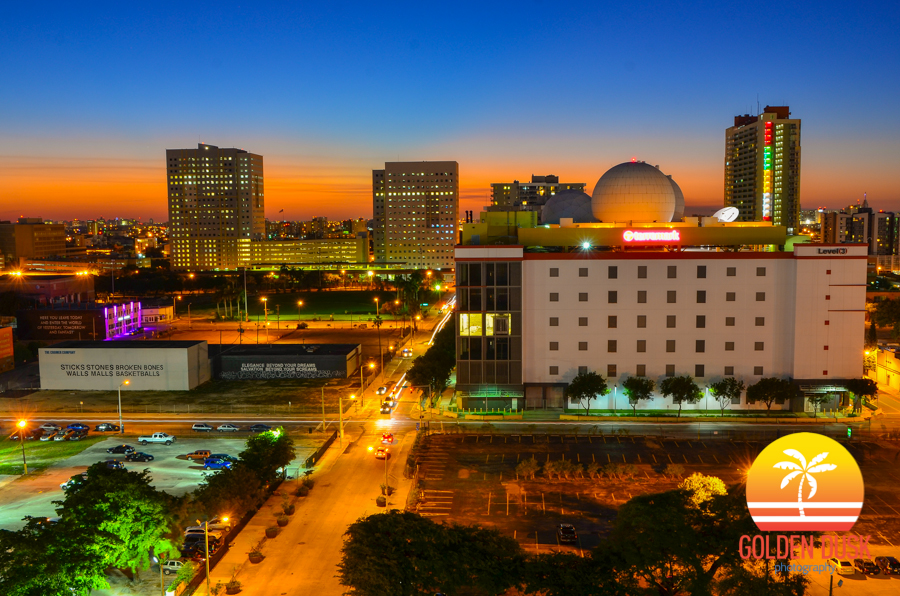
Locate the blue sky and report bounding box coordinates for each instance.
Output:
[1,0,898,221]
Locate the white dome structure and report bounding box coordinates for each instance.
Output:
[591,161,676,223]
[541,189,598,225]
[668,175,685,221]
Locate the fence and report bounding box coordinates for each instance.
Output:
[304,430,338,469]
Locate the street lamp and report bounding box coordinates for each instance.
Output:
[118,379,130,433]
[375,298,383,377]
[297,300,304,321]
[17,420,27,475]
[155,552,168,596]
[262,298,269,343]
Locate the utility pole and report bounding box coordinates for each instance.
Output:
[321,385,326,433]
[243,267,249,322]
[339,394,344,447]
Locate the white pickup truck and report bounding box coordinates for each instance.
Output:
[138,432,176,445]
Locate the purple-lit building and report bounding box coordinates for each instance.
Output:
[16,302,142,341]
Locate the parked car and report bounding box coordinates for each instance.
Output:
[375,447,390,460]
[60,472,89,490]
[126,452,154,462]
[95,423,120,432]
[376,386,388,395]
[183,533,220,546]
[39,431,56,441]
[105,460,127,470]
[54,430,75,441]
[184,527,226,540]
[827,558,855,576]
[203,458,233,470]
[161,560,184,575]
[381,433,393,444]
[191,423,213,432]
[10,427,42,441]
[185,450,211,461]
[209,453,237,462]
[248,424,271,433]
[69,430,89,441]
[875,556,900,575]
[854,558,881,575]
[217,424,240,432]
[38,423,60,432]
[138,432,175,445]
[557,524,578,544]
[106,444,135,455]
[66,423,89,431]
[185,516,232,532]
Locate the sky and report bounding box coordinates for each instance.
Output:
[1,1,899,223]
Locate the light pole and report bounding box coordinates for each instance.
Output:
[414,315,421,346]
[367,269,374,289]
[339,394,345,447]
[187,303,192,329]
[375,298,383,378]
[118,379,130,434]
[297,300,304,321]
[156,552,168,596]
[17,420,27,475]
[262,297,269,344]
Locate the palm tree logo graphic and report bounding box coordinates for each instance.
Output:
[773,449,837,517]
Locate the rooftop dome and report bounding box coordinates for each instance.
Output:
[668,175,685,221]
[541,189,598,225]
[591,161,676,223]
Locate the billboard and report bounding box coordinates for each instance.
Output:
[219,356,348,380]
[39,341,211,391]
[16,310,105,341]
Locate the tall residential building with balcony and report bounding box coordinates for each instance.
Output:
[372,161,458,270]
[724,106,801,233]
[166,144,265,271]
[488,175,586,221]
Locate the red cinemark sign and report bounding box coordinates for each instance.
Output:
[622,230,681,242]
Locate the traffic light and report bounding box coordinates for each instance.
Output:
[847,427,852,439]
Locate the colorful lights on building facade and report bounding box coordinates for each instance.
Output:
[761,121,773,221]
[103,302,142,339]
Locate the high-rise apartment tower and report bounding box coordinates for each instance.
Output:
[724,106,801,233]
[166,144,265,270]
[372,161,459,270]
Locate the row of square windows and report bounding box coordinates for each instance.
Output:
[550,315,765,328]
[548,340,766,352]
[550,290,767,303]
[549,265,773,279]
[551,364,765,378]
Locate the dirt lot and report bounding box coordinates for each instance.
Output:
[411,432,900,555]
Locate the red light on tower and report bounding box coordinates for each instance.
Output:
[631,157,637,163]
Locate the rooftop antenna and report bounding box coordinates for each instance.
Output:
[756,95,760,116]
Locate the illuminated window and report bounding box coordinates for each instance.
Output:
[459,313,483,336]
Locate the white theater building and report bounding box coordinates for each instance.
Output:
[454,161,867,413]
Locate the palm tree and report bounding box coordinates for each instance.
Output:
[773,449,837,517]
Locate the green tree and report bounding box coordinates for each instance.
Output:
[238,427,296,483]
[709,377,745,417]
[865,321,878,349]
[678,473,727,509]
[873,298,900,339]
[806,394,831,418]
[406,318,455,405]
[193,465,264,520]
[339,511,522,596]
[0,516,110,595]
[845,377,878,412]
[659,375,702,418]
[621,376,655,416]
[56,462,178,578]
[567,371,609,416]
[746,377,793,411]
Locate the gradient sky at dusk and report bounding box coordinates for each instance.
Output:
[2,1,899,223]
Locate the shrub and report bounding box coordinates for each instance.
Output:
[622,464,639,479]
[585,462,600,479]
[302,476,315,489]
[602,463,622,479]
[515,458,540,480]
[663,463,685,478]
[296,485,309,497]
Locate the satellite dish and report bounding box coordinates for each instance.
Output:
[711,207,739,223]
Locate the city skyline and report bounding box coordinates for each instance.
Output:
[2,2,899,222]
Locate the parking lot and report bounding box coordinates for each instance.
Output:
[0,433,318,530]
[412,432,900,558]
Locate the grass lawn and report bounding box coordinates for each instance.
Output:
[0,436,106,474]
